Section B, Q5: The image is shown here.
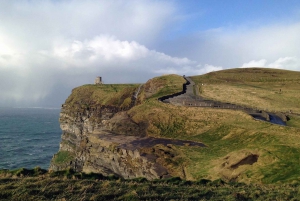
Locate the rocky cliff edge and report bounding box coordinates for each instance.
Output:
[49,75,199,180]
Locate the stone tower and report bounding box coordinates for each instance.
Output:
[94,76,102,84]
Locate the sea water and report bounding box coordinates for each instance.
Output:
[0,108,62,170]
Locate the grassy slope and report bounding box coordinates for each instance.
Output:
[65,84,140,108]
[129,100,300,183]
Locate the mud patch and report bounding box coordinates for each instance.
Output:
[92,132,206,150]
[119,137,206,150]
[230,154,259,169]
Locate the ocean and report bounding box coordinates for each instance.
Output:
[0,108,62,170]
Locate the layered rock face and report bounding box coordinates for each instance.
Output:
[49,103,186,180]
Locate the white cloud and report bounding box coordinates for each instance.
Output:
[165,22,300,71]
[201,64,223,73]
[0,0,176,47]
[154,64,223,75]
[53,36,149,63]
[241,57,300,70]
[268,57,299,70]
[242,59,267,67]
[52,35,195,69]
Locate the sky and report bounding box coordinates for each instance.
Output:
[1,0,300,107]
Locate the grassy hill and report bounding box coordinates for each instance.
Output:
[191,68,300,127]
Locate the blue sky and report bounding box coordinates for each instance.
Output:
[0,0,300,107]
[167,0,300,37]
[185,0,299,26]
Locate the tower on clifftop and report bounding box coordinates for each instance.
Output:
[94,76,102,84]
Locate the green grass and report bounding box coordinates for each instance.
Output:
[259,145,300,183]
[142,74,186,100]
[129,99,300,183]
[0,167,47,177]
[65,83,139,108]
[52,151,75,165]
[287,114,300,128]
[153,114,186,137]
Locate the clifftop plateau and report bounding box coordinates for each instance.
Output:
[50,68,300,183]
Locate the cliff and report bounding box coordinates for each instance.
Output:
[49,75,193,180]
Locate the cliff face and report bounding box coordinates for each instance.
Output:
[49,79,188,180]
[50,104,187,179]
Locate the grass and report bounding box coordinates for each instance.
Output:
[286,114,300,127]
[1,169,300,200]
[126,79,300,183]
[141,74,186,100]
[65,83,139,108]
[0,167,47,177]
[52,151,75,165]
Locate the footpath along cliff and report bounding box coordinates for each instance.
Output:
[50,69,300,183]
